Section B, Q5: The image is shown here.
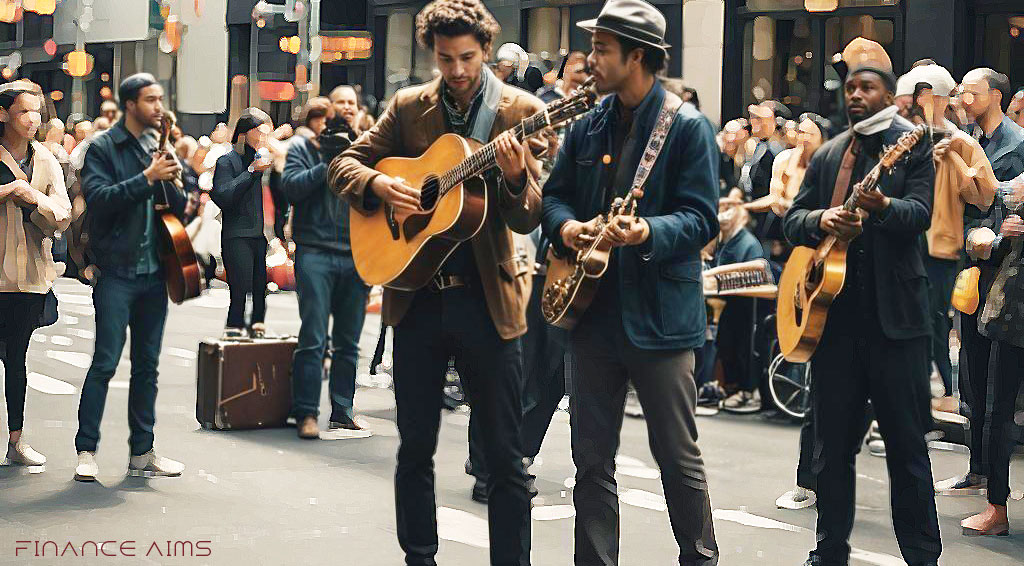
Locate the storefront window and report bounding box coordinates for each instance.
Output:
[742,16,816,114]
[981,14,1024,91]
[745,0,898,10]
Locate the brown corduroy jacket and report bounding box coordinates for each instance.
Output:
[330,77,544,339]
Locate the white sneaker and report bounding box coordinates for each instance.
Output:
[776,486,817,510]
[4,441,46,466]
[867,438,886,458]
[721,390,762,414]
[127,450,184,477]
[74,451,98,482]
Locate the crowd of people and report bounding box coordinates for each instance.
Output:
[1,0,1023,564]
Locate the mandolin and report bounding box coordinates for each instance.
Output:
[154,114,202,304]
[348,78,596,290]
[776,124,927,362]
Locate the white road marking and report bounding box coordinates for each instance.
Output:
[165,347,198,360]
[849,548,907,566]
[49,335,73,346]
[109,381,130,389]
[532,505,576,521]
[437,507,489,548]
[45,350,91,368]
[32,334,47,343]
[59,315,79,325]
[619,489,667,512]
[712,509,809,533]
[67,328,94,339]
[62,305,95,317]
[618,466,661,480]
[445,413,470,427]
[27,372,77,395]
[55,293,92,305]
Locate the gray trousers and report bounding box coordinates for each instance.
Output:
[570,318,718,566]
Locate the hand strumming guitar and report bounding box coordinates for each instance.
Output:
[144,152,181,185]
[604,214,650,247]
[819,206,863,241]
[369,173,421,215]
[560,217,602,252]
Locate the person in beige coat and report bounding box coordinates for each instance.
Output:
[0,81,72,468]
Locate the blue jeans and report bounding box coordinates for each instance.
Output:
[291,247,368,421]
[75,272,168,456]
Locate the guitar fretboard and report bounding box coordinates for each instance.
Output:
[439,112,549,193]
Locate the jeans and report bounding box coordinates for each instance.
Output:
[393,285,532,566]
[291,247,368,422]
[925,256,958,395]
[75,272,168,456]
[222,236,268,329]
[0,293,46,433]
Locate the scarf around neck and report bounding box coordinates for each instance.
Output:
[852,105,899,136]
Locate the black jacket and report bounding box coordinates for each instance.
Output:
[281,136,351,254]
[784,116,935,341]
[81,121,185,274]
[211,147,265,240]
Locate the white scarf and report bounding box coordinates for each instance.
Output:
[852,105,899,136]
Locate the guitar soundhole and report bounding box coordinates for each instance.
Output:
[420,176,440,211]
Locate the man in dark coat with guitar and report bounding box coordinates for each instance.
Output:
[782,39,941,566]
[541,1,720,563]
[330,1,545,563]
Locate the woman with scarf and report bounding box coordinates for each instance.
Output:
[211,108,273,339]
[0,81,71,467]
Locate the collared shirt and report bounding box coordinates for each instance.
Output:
[438,78,486,277]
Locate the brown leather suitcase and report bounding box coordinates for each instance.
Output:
[196,338,296,430]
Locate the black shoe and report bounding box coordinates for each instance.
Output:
[472,478,488,504]
[527,474,539,499]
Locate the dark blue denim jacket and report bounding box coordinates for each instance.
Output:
[542,82,720,350]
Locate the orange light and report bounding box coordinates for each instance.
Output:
[28,0,56,15]
[258,81,296,102]
[295,64,307,85]
[65,50,93,77]
[279,36,289,52]
[288,36,301,54]
[50,90,63,101]
[231,74,248,85]
[99,86,112,100]
[255,17,266,28]
[100,72,110,82]
[44,39,57,56]
[1,67,12,80]
[164,15,182,52]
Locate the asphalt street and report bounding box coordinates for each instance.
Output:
[1,279,1022,565]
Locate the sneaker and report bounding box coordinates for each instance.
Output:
[697,382,726,407]
[624,389,644,418]
[297,415,320,440]
[74,451,98,482]
[721,390,761,414]
[4,440,46,467]
[222,327,247,340]
[867,438,886,458]
[776,486,817,510]
[696,405,720,417]
[935,472,987,495]
[472,477,488,504]
[322,417,373,440]
[128,450,184,478]
[249,323,266,339]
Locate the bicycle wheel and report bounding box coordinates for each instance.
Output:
[768,352,811,420]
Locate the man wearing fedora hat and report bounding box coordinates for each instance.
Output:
[783,37,942,566]
[542,1,720,564]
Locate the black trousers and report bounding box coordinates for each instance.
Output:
[809,327,941,566]
[0,293,46,433]
[980,340,1024,506]
[571,317,717,566]
[392,284,531,566]
[469,274,570,478]
[795,402,874,492]
[221,236,268,329]
[960,309,993,477]
[925,256,958,395]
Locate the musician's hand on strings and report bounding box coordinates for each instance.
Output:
[560,217,601,251]
[604,214,650,247]
[853,187,890,212]
[820,206,863,241]
[1001,214,1024,238]
[370,173,421,214]
[144,153,181,185]
[494,131,527,187]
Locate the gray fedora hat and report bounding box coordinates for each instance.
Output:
[577,0,670,52]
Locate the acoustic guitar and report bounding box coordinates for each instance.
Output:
[349,78,596,290]
[777,125,927,363]
[154,115,202,304]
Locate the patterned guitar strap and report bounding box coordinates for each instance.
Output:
[628,92,684,198]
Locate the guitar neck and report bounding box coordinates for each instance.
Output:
[441,111,549,191]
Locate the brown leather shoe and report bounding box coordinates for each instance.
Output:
[298,416,319,440]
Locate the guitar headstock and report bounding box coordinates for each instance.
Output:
[546,76,597,130]
[880,123,927,169]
